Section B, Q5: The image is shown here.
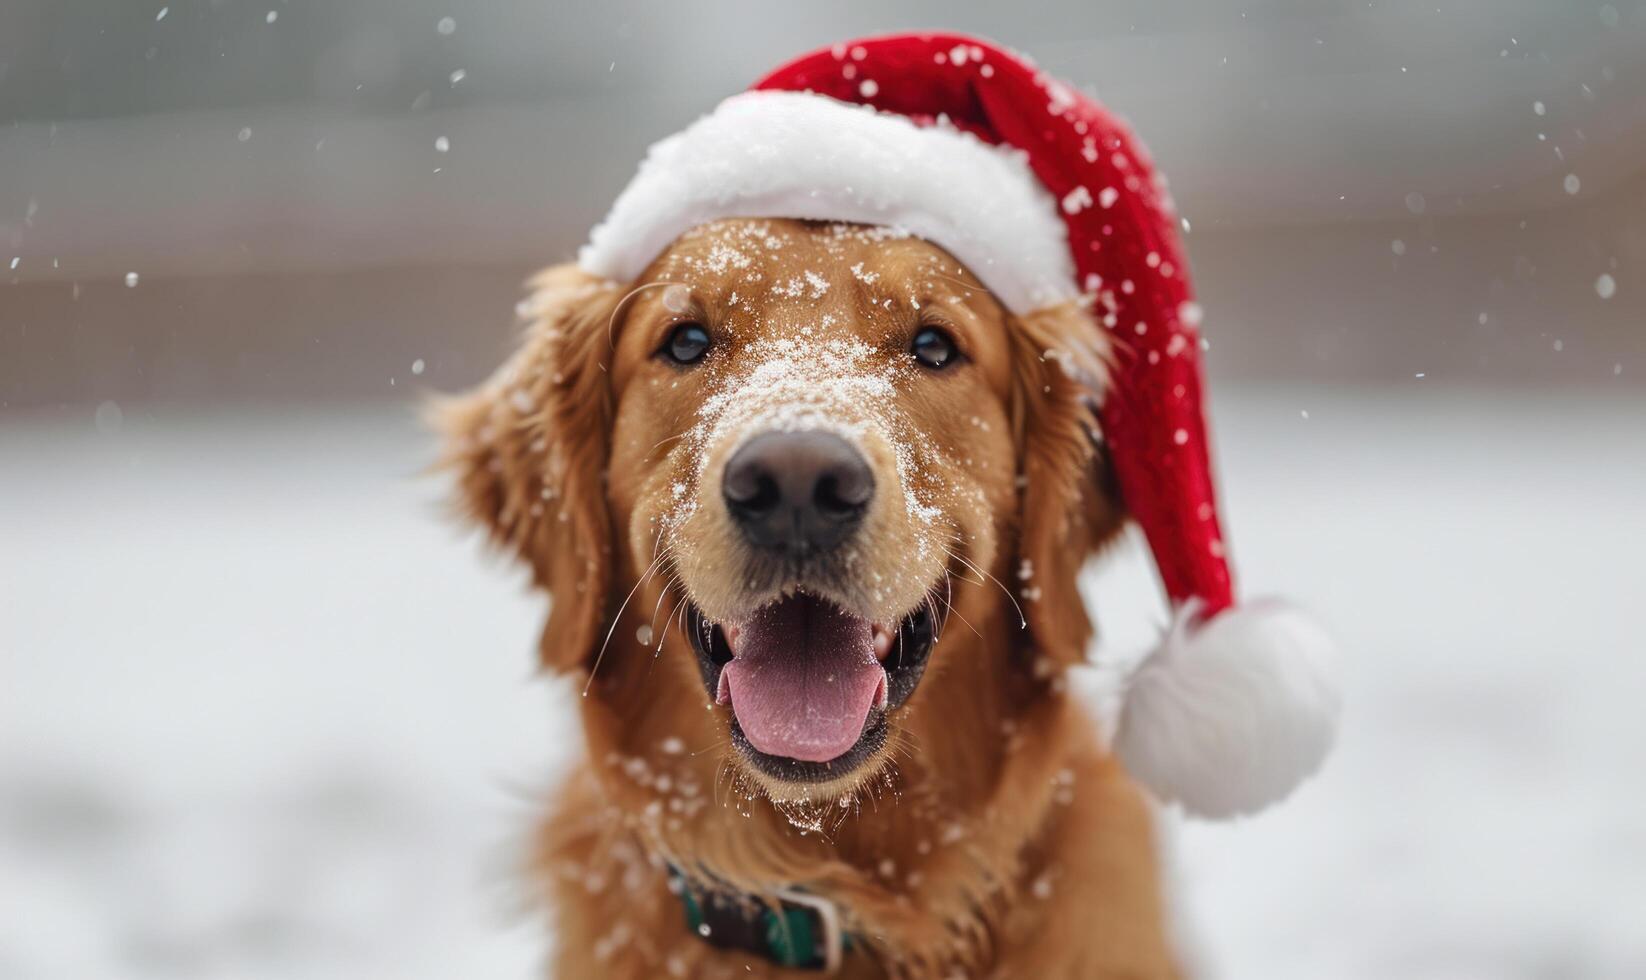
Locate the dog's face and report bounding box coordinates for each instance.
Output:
[604,221,1019,791]
[439,218,1118,805]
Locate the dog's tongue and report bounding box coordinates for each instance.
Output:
[719,594,887,763]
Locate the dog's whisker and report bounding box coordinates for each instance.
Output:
[712,757,731,810]
[921,590,946,647]
[622,531,679,660]
[653,590,688,658]
[949,548,1027,631]
[942,569,955,643]
[646,582,675,651]
[929,269,984,296]
[689,734,731,759]
[582,549,667,696]
[647,431,688,455]
[645,553,684,643]
[673,594,692,648]
[604,279,679,349]
[934,562,984,641]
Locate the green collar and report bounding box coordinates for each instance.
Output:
[670,866,850,972]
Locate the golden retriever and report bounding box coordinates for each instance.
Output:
[435,218,1178,977]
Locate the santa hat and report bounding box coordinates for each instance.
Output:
[578,33,1339,819]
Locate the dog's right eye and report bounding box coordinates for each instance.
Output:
[910,326,959,369]
[662,322,712,365]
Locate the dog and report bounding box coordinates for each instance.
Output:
[435,217,1181,977]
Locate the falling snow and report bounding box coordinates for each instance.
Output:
[661,283,692,314]
[93,401,123,435]
[8,389,1645,978]
[5,12,1645,980]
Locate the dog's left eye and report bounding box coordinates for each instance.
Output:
[910,327,958,369]
[663,322,712,365]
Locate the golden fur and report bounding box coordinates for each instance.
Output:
[435,219,1179,978]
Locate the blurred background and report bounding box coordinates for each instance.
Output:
[2,2,1642,978]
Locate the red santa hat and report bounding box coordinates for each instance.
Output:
[578,33,1339,819]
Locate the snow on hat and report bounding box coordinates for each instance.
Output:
[579,33,1339,819]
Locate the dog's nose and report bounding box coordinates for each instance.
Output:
[722,431,874,556]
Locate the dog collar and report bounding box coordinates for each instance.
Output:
[670,866,850,972]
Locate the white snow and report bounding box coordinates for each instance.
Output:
[1,408,565,980]
[3,386,1643,978]
[93,401,124,435]
[660,283,691,314]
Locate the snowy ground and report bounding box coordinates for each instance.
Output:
[3,386,1642,980]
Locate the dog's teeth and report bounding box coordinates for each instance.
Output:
[872,624,894,661]
[716,668,731,704]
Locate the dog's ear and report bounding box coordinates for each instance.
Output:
[1009,302,1126,669]
[431,264,624,673]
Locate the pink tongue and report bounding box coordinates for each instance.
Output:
[720,595,887,763]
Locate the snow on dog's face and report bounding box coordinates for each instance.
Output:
[605,220,1019,792]
[437,217,1116,805]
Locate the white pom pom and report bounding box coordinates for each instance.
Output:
[1113,599,1341,819]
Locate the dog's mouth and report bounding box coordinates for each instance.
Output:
[688,591,941,783]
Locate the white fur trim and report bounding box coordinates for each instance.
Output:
[577,91,1079,314]
[1114,599,1341,820]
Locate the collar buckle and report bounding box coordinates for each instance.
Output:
[774,885,845,973]
[674,867,848,972]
